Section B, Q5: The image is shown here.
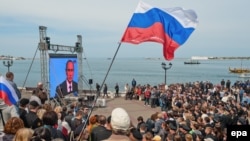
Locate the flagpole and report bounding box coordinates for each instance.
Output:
[77,42,122,141]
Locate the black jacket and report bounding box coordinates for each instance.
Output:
[91,125,112,141]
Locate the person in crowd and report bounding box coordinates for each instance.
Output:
[178,124,192,141]
[152,135,161,141]
[105,115,112,131]
[150,87,157,108]
[124,83,130,100]
[2,117,25,141]
[81,105,89,123]
[86,115,98,141]
[64,109,74,128]
[139,123,147,137]
[145,113,157,135]
[18,98,29,127]
[31,126,52,141]
[114,83,119,97]
[56,60,78,97]
[221,79,225,90]
[136,116,145,131]
[152,113,164,135]
[96,83,100,96]
[25,100,42,129]
[37,108,47,121]
[226,80,231,90]
[71,110,84,132]
[43,110,66,140]
[13,128,33,141]
[204,126,218,141]
[33,82,48,104]
[103,83,108,98]
[2,72,21,124]
[30,90,42,106]
[129,127,143,141]
[143,132,153,141]
[159,92,167,111]
[103,107,131,141]
[158,122,167,141]
[132,78,137,88]
[91,115,112,141]
[144,86,151,106]
[5,72,21,99]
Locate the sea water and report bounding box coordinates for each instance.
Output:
[0,58,249,91]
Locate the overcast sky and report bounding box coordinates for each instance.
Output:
[1,0,250,59]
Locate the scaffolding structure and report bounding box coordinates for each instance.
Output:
[38,26,84,96]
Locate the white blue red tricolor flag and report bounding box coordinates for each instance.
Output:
[0,76,18,105]
[121,1,198,60]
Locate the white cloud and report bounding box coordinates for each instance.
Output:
[0,0,250,58]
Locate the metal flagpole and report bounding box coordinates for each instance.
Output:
[77,42,122,141]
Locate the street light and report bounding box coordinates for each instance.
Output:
[161,62,172,84]
[3,56,13,72]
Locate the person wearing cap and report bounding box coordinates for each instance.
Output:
[103,107,131,141]
[24,100,42,129]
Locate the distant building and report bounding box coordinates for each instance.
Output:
[191,56,209,60]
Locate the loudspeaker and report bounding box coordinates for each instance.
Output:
[89,79,93,84]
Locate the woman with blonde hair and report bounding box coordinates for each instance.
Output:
[37,108,47,120]
[2,117,24,141]
[13,128,33,141]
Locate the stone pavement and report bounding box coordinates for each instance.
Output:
[91,97,162,125]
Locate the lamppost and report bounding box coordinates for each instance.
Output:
[161,62,172,84]
[3,56,13,72]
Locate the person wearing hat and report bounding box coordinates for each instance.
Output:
[103,107,131,141]
[24,100,42,129]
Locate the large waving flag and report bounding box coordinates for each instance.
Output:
[0,76,19,106]
[121,1,198,60]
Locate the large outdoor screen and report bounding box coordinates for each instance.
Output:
[49,54,78,98]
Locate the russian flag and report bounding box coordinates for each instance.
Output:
[0,76,18,106]
[121,1,198,60]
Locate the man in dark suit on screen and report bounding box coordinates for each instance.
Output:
[56,60,78,97]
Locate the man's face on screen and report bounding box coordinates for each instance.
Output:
[66,61,74,83]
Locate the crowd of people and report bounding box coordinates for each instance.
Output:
[1,71,250,141]
[120,79,250,141]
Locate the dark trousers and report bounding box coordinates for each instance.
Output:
[151,98,156,108]
[144,98,150,105]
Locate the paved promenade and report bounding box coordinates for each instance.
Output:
[91,96,162,125]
